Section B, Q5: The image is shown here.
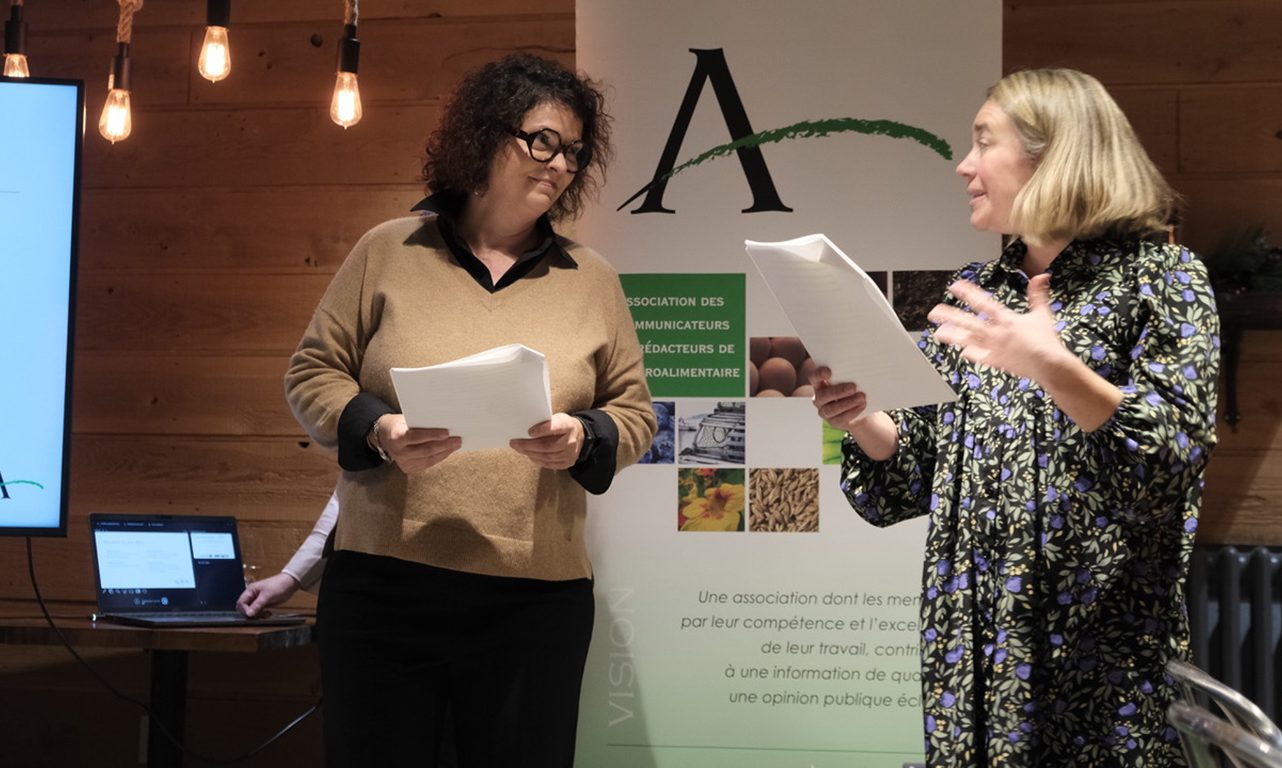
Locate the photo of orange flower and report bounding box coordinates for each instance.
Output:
[677,468,745,532]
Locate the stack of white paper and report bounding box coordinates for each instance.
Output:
[390,343,553,452]
[745,234,956,415]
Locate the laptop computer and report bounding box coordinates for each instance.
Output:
[89,513,306,628]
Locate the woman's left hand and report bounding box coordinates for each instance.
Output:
[928,274,1074,382]
[510,413,584,469]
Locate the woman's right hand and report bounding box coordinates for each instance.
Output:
[808,367,898,461]
[375,414,464,474]
[809,366,869,431]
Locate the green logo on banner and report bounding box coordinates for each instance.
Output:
[621,273,746,397]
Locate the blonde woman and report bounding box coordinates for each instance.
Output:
[812,68,1216,766]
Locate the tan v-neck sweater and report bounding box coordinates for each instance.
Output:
[286,215,655,580]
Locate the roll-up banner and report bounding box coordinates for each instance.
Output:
[576,3,1000,765]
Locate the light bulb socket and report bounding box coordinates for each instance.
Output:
[4,5,26,57]
[206,0,231,27]
[110,42,131,91]
[337,23,359,74]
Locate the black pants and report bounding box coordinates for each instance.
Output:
[317,549,595,768]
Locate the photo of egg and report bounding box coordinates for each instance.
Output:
[748,336,816,398]
[758,357,796,396]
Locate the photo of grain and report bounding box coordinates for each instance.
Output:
[748,468,819,533]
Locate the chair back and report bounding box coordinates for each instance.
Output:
[1169,701,1282,768]
[1168,658,1282,747]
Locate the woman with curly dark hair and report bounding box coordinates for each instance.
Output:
[285,52,655,767]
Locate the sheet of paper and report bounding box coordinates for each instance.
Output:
[745,233,957,414]
[390,343,553,452]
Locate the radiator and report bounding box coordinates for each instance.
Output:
[1187,545,1282,723]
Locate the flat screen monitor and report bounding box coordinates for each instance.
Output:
[0,77,84,536]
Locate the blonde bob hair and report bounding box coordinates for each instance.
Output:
[989,68,1175,244]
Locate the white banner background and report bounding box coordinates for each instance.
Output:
[575,3,1000,765]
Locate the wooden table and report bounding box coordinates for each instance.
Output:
[0,615,316,768]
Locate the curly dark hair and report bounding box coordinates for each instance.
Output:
[422,52,613,222]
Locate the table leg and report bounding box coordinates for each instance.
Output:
[148,649,189,768]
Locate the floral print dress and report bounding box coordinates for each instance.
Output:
[841,238,1219,767]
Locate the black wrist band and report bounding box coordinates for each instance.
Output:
[575,415,597,462]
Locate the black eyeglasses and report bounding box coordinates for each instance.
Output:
[512,127,591,173]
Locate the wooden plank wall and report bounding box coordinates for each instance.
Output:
[0,1,1279,765]
[0,2,572,765]
[1005,0,1282,545]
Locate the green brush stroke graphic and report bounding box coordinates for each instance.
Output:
[0,480,45,490]
[617,117,953,211]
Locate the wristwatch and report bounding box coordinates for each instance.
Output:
[576,415,597,462]
[366,416,391,463]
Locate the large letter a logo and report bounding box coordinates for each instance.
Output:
[629,49,791,215]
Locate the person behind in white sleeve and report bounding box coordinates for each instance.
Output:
[236,490,338,617]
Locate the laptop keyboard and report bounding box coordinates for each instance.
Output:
[113,611,245,621]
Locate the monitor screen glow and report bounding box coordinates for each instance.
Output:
[0,77,84,537]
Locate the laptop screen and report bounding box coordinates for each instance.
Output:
[90,514,246,614]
